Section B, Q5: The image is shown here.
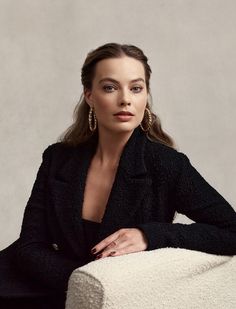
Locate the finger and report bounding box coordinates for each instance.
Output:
[91,229,124,254]
[94,241,117,257]
[101,239,130,257]
[101,229,147,258]
[107,244,134,257]
[95,243,130,260]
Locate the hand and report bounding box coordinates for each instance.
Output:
[91,228,148,259]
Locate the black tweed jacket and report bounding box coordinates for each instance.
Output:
[1,126,236,298]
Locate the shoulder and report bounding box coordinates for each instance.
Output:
[145,138,188,162]
[144,138,190,177]
[42,141,70,154]
[41,141,78,162]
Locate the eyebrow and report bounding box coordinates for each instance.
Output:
[98,77,145,84]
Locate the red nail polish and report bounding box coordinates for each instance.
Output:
[91,248,96,254]
[95,254,102,259]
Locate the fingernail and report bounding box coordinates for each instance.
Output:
[110,251,116,255]
[95,254,102,259]
[91,248,97,254]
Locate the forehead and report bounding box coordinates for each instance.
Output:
[94,56,145,81]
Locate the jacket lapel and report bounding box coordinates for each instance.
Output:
[49,139,96,258]
[97,127,152,241]
[49,127,152,257]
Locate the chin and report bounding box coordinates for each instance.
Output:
[113,122,138,133]
[99,123,136,134]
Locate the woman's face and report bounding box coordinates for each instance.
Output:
[84,56,148,135]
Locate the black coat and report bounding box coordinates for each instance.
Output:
[1,126,236,300]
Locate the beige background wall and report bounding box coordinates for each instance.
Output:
[0,0,235,249]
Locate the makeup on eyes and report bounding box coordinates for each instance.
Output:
[102,85,143,93]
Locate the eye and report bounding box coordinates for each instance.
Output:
[132,86,143,93]
[103,85,116,92]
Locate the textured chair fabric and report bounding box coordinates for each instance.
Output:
[65,248,236,309]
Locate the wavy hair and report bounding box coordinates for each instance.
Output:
[58,42,176,149]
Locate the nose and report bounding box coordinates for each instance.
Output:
[119,89,131,106]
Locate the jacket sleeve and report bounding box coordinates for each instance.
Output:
[16,145,84,293]
[135,152,236,255]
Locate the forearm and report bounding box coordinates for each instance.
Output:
[136,221,236,255]
[143,151,236,256]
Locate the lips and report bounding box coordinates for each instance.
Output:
[114,111,134,116]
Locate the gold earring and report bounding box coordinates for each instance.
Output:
[88,107,97,131]
[140,107,152,132]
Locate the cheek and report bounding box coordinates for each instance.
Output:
[94,94,113,112]
[135,92,147,105]
[135,97,147,112]
[137,109,145,121]
[95,96,116,121]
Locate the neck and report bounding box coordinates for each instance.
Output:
[94,127,134,168]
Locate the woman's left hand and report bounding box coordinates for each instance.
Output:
[91,228,148,259]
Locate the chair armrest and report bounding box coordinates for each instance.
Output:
[65,248,235,309]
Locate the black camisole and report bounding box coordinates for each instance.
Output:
[82,218,101,263]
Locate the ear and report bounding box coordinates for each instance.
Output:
[84,88,93,108]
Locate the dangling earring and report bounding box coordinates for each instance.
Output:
[88,106,97,131]
[140,107,152,132]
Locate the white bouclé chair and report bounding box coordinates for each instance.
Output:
[65,247,236,309]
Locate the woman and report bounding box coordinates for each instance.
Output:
[1,42,236,308]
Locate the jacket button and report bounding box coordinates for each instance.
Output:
[52,243,59,251]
